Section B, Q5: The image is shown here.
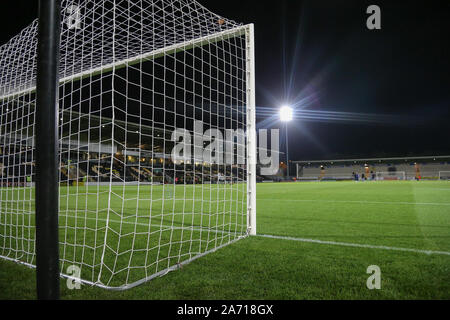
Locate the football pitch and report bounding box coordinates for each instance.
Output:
[1,180,449,299]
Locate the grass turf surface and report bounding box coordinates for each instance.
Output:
[1,180,449,299]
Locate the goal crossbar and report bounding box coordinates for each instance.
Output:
[0,25,248,102]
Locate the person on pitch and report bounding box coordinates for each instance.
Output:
[414,162,421,181]
[319,165,325,181]
[364,164,370,181]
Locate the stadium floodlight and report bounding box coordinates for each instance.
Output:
[279,105,293,122]
[0,0,256,290]
[279,105,293,177]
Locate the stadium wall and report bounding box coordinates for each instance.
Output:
[295,157,450,180]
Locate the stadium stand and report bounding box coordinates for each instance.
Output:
[293,156,450,181]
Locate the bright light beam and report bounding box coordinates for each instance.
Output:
[279,105,293,122]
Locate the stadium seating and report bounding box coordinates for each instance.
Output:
[298,161,450,180]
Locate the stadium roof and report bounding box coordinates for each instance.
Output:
[293,155,450,164]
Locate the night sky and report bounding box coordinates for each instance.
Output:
[200,0,450,160]
[1,0,449,161]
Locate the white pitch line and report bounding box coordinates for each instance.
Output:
[62,213,450,256]
[257,198,450,206]
[257,234,450,256]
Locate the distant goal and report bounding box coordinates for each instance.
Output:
[375,171,406,181]
[438,171,450,181]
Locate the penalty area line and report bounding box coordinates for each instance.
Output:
[256,234,450,256]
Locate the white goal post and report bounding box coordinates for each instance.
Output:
[375,171,406,181]
[0,0,256,290]
[438,171,450,180]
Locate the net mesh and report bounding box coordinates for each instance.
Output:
[375,171,406,181]
[0,0,253,289]
[439,171,450,180]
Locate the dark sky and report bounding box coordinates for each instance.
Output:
[199,0,450,160]
[1,0,449,160]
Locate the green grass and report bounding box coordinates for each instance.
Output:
[1,183,248,288]
[1,180,450,299]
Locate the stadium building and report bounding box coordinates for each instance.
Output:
[294,156,450,181]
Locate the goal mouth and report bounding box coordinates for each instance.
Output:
[375,171,406,181]
[438,171,450,180]
[0,0,256,290]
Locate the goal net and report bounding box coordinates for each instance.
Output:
[375,171,406,181]
[438,171,450,180]
[0,0,256,290]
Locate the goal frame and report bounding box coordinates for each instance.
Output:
[438,171,450,180]
[0,2,256,290]
[375,171,406,181]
